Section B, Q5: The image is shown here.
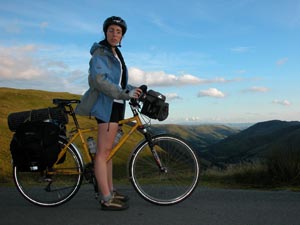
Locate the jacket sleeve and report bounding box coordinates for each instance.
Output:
[89,55,134,100]
[90,74,132,100]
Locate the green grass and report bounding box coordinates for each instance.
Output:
[201,162,300,191]
[0,87,143,185]
[1,88,299,191]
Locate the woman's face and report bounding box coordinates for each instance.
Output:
[106,25,123,47]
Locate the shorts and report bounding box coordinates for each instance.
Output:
[96,102,125,124]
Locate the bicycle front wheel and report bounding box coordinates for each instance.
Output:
[13,137,84,207]
[129,134,200,205]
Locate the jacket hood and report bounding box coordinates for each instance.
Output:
[90,40,112,55]
[90,43,102,55]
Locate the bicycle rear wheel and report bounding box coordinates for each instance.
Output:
[13,137,83,207]
[129,134,200,205]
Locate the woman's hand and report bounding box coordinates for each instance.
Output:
[129,88,143,99]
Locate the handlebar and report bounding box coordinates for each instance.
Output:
[130,85,147,107]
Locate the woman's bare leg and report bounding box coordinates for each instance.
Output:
[94,123,118,198]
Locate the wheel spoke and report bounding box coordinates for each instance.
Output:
[13,137,83,207]
[130,135,200,205]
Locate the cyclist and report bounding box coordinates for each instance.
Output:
[76,16,142,210]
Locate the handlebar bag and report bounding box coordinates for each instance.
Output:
[141,90,169,121]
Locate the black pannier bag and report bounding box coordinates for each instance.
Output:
[141,90,169,121]
[7,106,68,132]
[10,121,63,171]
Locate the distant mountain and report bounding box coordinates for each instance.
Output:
[203,120,300,166]
[149,124,240,168]
[2,88,299,173]
[151,124,239,149]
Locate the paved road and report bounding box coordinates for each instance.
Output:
[0,185,300,225]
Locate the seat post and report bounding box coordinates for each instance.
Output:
[67,105,80,129]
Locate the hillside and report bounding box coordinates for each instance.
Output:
[151,124,239,151]
[204,120,300,165]
[0,87,237,182]
[0,88,81,182]
[3,88,300,181]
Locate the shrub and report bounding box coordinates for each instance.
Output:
[266,145,300,185]
[201,163,271,188]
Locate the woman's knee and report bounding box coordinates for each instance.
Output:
[96,147,111,159]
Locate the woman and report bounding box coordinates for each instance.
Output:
[76,16,142,210]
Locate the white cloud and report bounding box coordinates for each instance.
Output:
[242,86,269,93]
[276,57,288,66]
[0,44,87,94]
[0,43,241,97]
[2,45,240,95]
[185,116,201,122]
[230,46,252,53]
[235,69,247,74]
[0,44,41,79]
[272,99,291,106]
[197,88,225,98]
[128,67,202,86]
[128,67,241,87]
[40,21,49,29]
[166,93,181,101]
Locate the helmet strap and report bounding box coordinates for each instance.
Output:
[100,38,122,48]
[118,40,122,48]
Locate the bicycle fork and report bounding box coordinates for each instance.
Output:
[143,131,168,173]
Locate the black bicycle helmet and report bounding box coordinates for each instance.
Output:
[103,16,127,35]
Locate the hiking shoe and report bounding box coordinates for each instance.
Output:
[113,190,129,202]
[101,198,129,211]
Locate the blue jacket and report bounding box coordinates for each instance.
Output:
[75,42,134,122]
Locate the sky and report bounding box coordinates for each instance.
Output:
[0,0,300,124]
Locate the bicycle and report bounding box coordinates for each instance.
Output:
[12,92,200,207]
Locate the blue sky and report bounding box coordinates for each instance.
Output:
[0,0,300,124]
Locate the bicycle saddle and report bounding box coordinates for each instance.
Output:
[53,99,81,106]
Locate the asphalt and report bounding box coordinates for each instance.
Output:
[1,184,300,225]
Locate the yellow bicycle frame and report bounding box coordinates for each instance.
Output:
[53,113,144,168]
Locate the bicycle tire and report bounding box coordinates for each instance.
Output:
[129,134,200,205]
[13,136,84,207]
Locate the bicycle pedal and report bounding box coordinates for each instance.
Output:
[44,177,52,182]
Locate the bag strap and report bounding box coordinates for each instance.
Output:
[26,110,33,122]
[47,107,53,120]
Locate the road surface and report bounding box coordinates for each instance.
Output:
[0,185,299,225]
